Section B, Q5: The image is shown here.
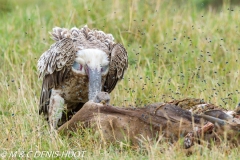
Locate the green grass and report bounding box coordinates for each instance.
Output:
[0,0,240,159]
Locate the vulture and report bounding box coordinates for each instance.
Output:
[38,26,128,129]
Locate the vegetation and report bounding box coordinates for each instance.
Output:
[0,0,239,159]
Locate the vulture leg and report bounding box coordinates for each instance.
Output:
[48,90,65,129]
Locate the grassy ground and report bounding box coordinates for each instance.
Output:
[0,0,240,159]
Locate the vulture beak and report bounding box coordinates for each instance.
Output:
[85,65,102,100]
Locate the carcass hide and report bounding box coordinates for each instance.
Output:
[58,99,240,148]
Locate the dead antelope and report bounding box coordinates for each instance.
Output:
[58,92,240,148]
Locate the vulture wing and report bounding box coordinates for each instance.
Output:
[38,38,76,116]
[104,43,128,93]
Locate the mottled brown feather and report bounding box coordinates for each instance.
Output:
[104,43,128,92]
[38,38,76,116]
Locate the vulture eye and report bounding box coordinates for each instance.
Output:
[101,65,108,73]
[79,64,83,71]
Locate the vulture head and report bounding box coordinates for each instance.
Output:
[73,49,110,100]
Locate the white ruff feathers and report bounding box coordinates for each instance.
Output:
[75,49,109,71]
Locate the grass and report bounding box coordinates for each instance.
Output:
[0,0,240,159]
